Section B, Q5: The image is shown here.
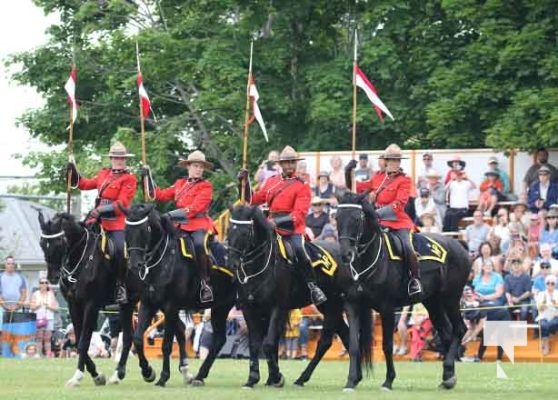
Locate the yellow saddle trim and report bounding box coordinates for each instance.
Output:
[100,233,111,260]
[383,233,447,264]
[179,237,194,259]
[310,243,338,277]
[211,265,233,277]
[383,233,402,261]
[277,235,293,264]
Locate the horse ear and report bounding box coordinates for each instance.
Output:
[144,203,155,214]
[38,210,45,229]
[118,203,129,217]
[227,202,234,214]
[357,190,370,203]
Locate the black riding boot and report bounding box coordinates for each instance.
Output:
[115,260,128,304]
[197,254,214,303]
[407,251,423,296]
[301,262,327,305]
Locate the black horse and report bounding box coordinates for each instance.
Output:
[38,212,112,387]
[335,192,471,391]
[121,203,236,387]
[37,211,189,386]
[227,204,349,388]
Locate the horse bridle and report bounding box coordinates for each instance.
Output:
[40,227,89,283]
[228,218,274,284]
[125,215,169,280]
[337,203,383,282]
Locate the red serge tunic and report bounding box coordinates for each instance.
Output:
[356,171,415,230]
[251,174,311,236]
[78,169,137,231]
[154,178,213,232]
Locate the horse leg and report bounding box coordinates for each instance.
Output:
[380,308,396,390]
[343,302,362,391]
[154,305,178,387]
[133,304,157,383]
[294,305,341,387]
[72,305,105,387]
[191,304,232,386]
[174,317,192,386]
[263,307,287,388]
[440,297,466,390]
[242,309,264,388]
[109,303,134,384]
[65,305,86,387]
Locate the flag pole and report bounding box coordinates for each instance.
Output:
[66,52,76,214]
[351,30,358,193]
[136,41,148,202]
[240,40,254,204]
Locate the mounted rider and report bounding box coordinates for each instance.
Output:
[345,143,423,296]
[141,150,215,303]
[238,145,327,305]
[67,141,137,304]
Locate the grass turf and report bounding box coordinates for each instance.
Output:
[0,358,554,400]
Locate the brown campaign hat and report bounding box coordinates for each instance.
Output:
[383,144,408,160]
[278,145,305,162]
[106,141,134,158]
[178,150,213,169]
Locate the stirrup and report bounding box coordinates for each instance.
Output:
[308,284,327,306]
[408,279,422,296]
[200,283,214,303]
[116,285,128,304]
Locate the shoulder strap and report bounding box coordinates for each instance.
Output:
[98,173,123,199]
[175,179,203,201]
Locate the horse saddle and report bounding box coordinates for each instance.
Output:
[178,235,233,278]
[276,236,337,276]
[383,232,448,264]
[100,233,113,261]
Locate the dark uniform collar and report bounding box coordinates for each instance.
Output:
[111,168,128,174]
[187,177,203,183]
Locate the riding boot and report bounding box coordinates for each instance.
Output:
[197,254,214,303]
[115,260,128,304]
[407,250,423,297]
[300,262,327,305]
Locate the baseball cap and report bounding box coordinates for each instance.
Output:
[359,153,368,160]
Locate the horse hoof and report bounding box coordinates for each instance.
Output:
[155,380,166,387]
[108,371,121,385]
[380,386,392,391]
[293,380,304,388]
[273,374,285,388]
[66,370,84,388]
[93,373,106,386]
[180,367,193,386]
[142,367,156,383]
[242,385,254,390]
[191,379,205,387]
[343,387,355,393]
[439,376,457,390]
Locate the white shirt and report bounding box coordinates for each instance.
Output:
[536,290,558,321]
[447,180,474,209]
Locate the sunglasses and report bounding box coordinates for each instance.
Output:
[40,281,49,284]
[547,282,556,286]
[547,216,557,220]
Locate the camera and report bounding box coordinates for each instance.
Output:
[265,161,275,171]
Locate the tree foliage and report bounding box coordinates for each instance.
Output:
[8,0,558,208]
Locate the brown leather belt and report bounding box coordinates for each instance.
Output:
[270,211,290,218]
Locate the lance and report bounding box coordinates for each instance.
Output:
[240,41,254,204]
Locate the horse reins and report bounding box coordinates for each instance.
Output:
[41,228,89,283]
[125,217,170,280]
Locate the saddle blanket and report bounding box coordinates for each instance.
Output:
[277,236,337,276]
[383,232,447,264]
[179,236,233,278]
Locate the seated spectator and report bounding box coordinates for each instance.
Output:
[444,155,467,185]
[527,212,543,258]
[504,259,532,321]
[465,211,491,258]
[419,212,440,233]
[478,171,504,216]
[488,208,510,254]
[527,165,558,213]
[487,156,512,199]
[328,156,346,190]
[461,285,486,354]
[472,242,501,276]
[296,161,312,187]
[314,171,336,202]
[354,153,374,182]
[523,147,558,194]
[510,202,529,236]
[539,208,558,255]
[531,260,553,320]
[306,197,329,239]
[502,222,528,270]
[472,259,505,307]
[316,208,338,242]
[535,274,558,356]
[393,306,412,356]
[425,170,446,222]
[444,171,476,232]
[532,243,558,276]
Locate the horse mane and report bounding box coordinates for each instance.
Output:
[159,213,179,239]
[250,206,274,237]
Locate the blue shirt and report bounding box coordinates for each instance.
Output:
[473,272,504,296]
[540,229,558,248]
[504,272,531,297]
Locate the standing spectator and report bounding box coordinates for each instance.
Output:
[478,171,504,216]
[426,170,446,222]
[314,171,336,202]
[504,259,532,321]
[30,278,59,357]
[296,161,312,187]
[487,156,512,196]
[306,197,329,239]
[328,155,346,190]
[298,305,322,360]
[539,208,558,254]
[409,303,432,362]
[443,171,476,232]
[444,155,467,185]
[417,152,436,189]
[527,212,544,258]
[255,150,281,186]
[0,256,27,313]
[527,165,558,213]
[465,211,491,257]
[285,308,302,359]
[535,274,558,355]
[354,153,374,182]
[523,148,558,194]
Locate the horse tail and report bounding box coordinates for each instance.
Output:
[359,305,373,373]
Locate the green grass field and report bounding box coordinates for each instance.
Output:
[0,358,554,400]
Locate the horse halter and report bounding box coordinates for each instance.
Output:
[40,227,89,283]
[337,203,382,282]
[125,216,169,280]
[228,218,273,284]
